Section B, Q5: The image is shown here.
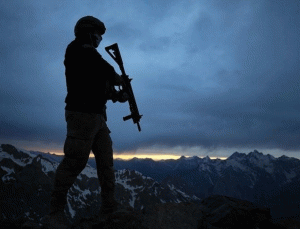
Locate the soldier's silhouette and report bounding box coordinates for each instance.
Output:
[42,16,127,228]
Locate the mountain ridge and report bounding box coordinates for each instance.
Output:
[0,144,200,226]
[1,143,299,227]
[20,146,300,215]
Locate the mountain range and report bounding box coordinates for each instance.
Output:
[112,151,300,220]
[1,143,299,227]
[0,144,199,226]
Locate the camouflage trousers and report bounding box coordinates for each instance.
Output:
[50,110,115,213]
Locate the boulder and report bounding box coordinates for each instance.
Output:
[198,195,279,229]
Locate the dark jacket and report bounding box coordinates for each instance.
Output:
[64,38,117,114]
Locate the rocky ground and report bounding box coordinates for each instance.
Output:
[14,195,299,229]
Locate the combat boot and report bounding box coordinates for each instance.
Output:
[100,198,120,214]
[41,196,68,229]
[41,210,68,229]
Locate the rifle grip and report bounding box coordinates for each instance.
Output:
[123,115,132,121]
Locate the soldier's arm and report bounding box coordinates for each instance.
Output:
[112,73,123,86]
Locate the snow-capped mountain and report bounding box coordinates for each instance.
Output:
[1,144,299,223]
[113,150,300,220]
[0,144,199,225]
[41,148,299,219]
[111,150,299,198]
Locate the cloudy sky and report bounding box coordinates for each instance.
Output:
[1,0,299,159]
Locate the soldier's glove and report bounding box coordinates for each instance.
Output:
[116,90,129,103]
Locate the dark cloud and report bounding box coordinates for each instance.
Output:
[105,22,143,44]
[139,37,171,53]
[0,0,299,157]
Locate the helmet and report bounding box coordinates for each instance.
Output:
[74,16,106,37]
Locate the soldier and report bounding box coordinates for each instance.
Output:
[43,16,127,228]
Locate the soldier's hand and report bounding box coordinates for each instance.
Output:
[118,91,129,103]
[114,73,124,86]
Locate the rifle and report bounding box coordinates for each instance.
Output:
[105,43,142,132]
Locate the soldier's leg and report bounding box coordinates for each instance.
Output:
[50,136,92,213]
[50,111,101,213]
[91,116,116,210]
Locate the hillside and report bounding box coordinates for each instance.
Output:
[0,144,198,226]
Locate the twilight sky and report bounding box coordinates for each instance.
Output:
[1,0,299,159]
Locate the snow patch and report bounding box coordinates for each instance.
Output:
[207,175,214,185]
[226,159,248,171]
[199,163,211,172]
[81,165,97,178]
[41,159,56,173]
[248,152,274,173]
[67,199,76,218]
[192,195,200,201]
[25,212,33,220]
[167,184,194,200]
[284,170,297,182]
[0,147,36,166]
[115,171,139,208]
[160,199,166,203]
[15,147,38,158]
[265,166,274,174]
[1,166,15,182]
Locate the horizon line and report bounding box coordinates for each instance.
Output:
[47,152,227,161]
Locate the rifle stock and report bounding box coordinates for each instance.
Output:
[105,43,142,132]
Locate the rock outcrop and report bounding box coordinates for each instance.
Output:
[69,195,285,229]
[4,195,298,229]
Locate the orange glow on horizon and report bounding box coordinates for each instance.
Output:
[48,152,227,161]
[113,154,182,161]
[114,154,228,161]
